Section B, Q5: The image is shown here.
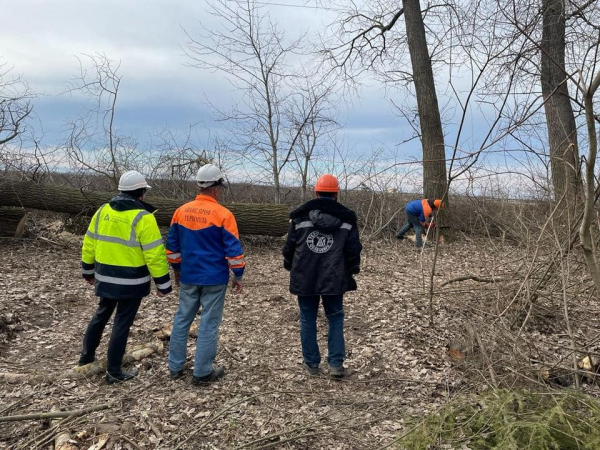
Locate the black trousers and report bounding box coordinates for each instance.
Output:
[80,297,142,375]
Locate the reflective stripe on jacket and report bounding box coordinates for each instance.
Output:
[166,194,245,285]
[81,194,172,299]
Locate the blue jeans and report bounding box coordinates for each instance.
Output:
[168,282,227,377]
[396,212,423,247]
[297,295,345,368]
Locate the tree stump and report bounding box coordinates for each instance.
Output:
[0,208,28,238]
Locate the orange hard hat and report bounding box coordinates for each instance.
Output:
[314,174,340,193]
[433,199,444,209]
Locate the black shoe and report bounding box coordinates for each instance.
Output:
[169,369,185,380]
[105,369,138,385]
[329,365,346,379]
[78,356,95,367]
[192,366,225,385]
[303,363,319,376]
[396,234,405,240]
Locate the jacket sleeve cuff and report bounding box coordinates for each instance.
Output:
[232,267,244,280]
[82,261,95,279]
[154,274,172,294]
[159,285,173,295]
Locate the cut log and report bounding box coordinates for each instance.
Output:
[0,341,163,384]
[155,322,198,340]
[0,180,289,236]
[52,413,79,450]
[0,207,28,237]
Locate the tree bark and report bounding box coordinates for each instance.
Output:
[0,180,289,236]
[541,0,580,208]
[402,0,449,225]
[0,208,28,237]
[402,0,447,198]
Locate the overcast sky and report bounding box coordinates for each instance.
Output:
[1,0,407,159]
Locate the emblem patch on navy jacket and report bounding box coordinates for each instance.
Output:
[306,231,334,253]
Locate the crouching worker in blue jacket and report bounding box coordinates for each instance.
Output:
[283,174,362,379]
[395,198,444,247]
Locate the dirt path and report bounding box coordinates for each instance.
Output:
[0,235,518,449]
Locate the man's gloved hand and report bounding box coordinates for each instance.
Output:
[174,271,181,287]
[283,259,292,271]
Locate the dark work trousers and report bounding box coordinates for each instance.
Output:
[80,297,142,375]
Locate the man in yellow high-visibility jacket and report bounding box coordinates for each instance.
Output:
[79,170,172,384]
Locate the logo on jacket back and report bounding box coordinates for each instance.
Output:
[306,231,334,253]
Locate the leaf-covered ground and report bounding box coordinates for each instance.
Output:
[0,226,598,449]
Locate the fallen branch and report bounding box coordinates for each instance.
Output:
[0,391,37,415]
[0,341,163,384]
[440,274,504,287]
[0,403,110,423]
[19,414,85,450]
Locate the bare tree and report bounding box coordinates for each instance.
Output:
[0,64,33,165]
[62,53,139,188]
[184,0,336,203]
[287,79,339,202]
[319,1,451,229]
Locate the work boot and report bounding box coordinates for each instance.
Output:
[329,365,346,379]
[303,362,319,376]
[395,233,405,240]
[169,369,185,380]
[78,355,95,366]
[105,368,138,385]
[192,366,225,385]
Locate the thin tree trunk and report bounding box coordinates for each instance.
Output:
[541,0,580,209]
[579,72,600,296]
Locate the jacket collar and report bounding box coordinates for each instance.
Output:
[290,198,357,224]
[109,193,157,213]
[195,194,218,204]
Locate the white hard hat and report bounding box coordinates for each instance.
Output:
[196,164,225,188]
[118,170,152,191]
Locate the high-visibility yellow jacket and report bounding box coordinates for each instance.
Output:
[81,194,172,299]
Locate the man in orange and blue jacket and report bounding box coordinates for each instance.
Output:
[396,198,443,247]
[165,164,245,384]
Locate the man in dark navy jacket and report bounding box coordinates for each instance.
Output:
[283,174,362,378]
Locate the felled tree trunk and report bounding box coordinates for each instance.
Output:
[0,181,289,236]
[0,207,28,237]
